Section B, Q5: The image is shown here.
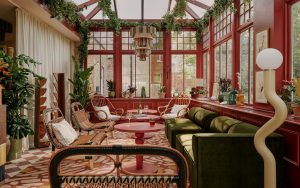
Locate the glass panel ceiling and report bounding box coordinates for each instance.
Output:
[70,0,214,20]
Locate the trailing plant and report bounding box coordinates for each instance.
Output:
[0,50,42,139]
[69,57,94,109]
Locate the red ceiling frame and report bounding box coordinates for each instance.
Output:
[168,0,173,12]
[78,0,98,9]
[86,6,102,20]
[187,0,210,10]
[185,5,200,19]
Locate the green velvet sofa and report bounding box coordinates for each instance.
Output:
[165,107,219,148]
[174,115,284,188]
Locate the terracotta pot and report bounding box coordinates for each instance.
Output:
[291,103,300,117]
[158,92,165,98]
[7,137,22,161]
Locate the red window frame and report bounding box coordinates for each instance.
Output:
[213,7,233,42]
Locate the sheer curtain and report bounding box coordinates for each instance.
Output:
[16,8,75,149]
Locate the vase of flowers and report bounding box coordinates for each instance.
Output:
[218,78,231,103]
[190,86,207,99]
[106,80,115,98]
[279,80,295,115]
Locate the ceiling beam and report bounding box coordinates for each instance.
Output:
[185,5,200,19]
[85,6,101,20]
[113,0,118,18]
[168,0,172,12]
[78,0,98,10]
[187,0,210,10]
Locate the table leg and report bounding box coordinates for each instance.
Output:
[135,133,144,170]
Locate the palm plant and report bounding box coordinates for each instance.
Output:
[0,50,42,139]
[69,57,94,109]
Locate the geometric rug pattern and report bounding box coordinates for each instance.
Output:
[1,130,176,188]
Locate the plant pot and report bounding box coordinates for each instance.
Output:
[7,137,22,161]
[291,103,300,118]
[158,92,166,98]
[218,94,224,103]
[108,91,115,98]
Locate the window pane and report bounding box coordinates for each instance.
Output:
[220,43,227,78]
[203,52,210,96]
[87,55,114,97]
[136,58,150,97]
[184,55,197,94]
[292,2,300,78]
[227,39,232,79]
[150,55,164,98]
[171,31,196,50]
[214,46,220,82]
[89,31,114,51]
[122,55,135,92]
[172,55,184,94]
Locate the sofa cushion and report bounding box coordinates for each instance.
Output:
[194,108,219,129]
[176,134,193,154]
[166,118,205,148]
[184,145,194,162]
[228,122,259,133]
[209,116,241,133]
[188,107,203,121]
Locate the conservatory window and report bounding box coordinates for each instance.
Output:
[203,52,210,95]
[214,39,232,81]
[202,27,210,50]
[291,1,300,78]
[122,54,163,97]
[213,7,233,41]
[239,0,254,25]
[171,31,197,50]
[171,54,197,95]
[240,27,253,104]
[122,31,163,50]
[87,55,114,96]
[88,31,114,50]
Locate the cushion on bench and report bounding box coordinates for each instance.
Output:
[175,134,193,154]
[209,116,241,133]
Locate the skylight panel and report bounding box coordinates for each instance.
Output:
[81,3,97,17]
[91,10,109,20]
[188,3,206,18]
[199,0,214,7]
[116,0,141,19]
[69,0,88,5]
[144,0,168,19]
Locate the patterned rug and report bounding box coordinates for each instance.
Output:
[1,130,177,188]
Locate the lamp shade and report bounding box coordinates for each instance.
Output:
[256,48,283,70]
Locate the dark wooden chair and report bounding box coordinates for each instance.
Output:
[158,94,190,120]
[49,145,189,188]
[91,94,124,121]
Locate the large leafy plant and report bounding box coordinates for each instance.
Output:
[0,50,42,139]
[69,57,94,109]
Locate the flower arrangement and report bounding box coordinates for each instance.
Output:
[106,80,115,92]
[279,80,295,103]
[190,87,207,95]
[219,78,232,93]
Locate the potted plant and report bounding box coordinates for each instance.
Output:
[190,86,207,99]
[291,78,300,117]
[123,85,136,98]
[158,85,166,98]
[279,80,295,114]
[106,80,115,98]
[69,57,94,109]
[218,78,231,103]
[141,86,146,98]
[0,50,42,160]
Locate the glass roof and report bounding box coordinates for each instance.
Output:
[70,0,214,20]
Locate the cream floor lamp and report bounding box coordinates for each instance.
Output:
[254,48,287,188]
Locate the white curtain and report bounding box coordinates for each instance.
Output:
[16,8,75,149]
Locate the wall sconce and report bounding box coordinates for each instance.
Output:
[254,48,287,188]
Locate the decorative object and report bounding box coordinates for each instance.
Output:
[255,71,268,103]
[218,78,231,103]
[106,80,115,98]
[34,78,49,148]
[141,86,146,98]
[236,72,245,106]
[0,50,42,160]
[255,29,270,57]
[228,89,238,105]
[190,87,207,99]
[158,85,166,98]
[254,48,287,188]
[69,57,94,109]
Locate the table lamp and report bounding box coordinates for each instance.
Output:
[254,48,287,188]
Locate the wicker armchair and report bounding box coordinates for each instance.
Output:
[49,145,189,188]
[43,107,107,151]
[158,94,190,120]
[91,94,124,121]
[71,102,115,137]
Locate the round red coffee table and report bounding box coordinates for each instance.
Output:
[114,122,164,173]
[127,109,158,114]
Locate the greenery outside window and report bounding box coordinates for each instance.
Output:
[203,52,210,96]
[239,0,254,25]
[214,39,232,82]
[171,31,197,50]
[292,2,300,78]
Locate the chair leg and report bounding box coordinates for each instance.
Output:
[88,159,93,170]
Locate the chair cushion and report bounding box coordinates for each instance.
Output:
[162,113,178,120]
[108,114,121,121]
[170,105,187,114]
[95,105,111,119]
[52,119,78,146]
[209,116,241,133]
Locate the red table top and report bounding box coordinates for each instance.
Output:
[114,122,164,133]
[127,109,158,114]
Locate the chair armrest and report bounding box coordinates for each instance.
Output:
[177,107,189,118]
[158,105,167,115]
[191,133,284,188]
[94,109,108,121]
[111,108,124,116]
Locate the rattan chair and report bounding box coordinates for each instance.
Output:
[91,94,124,121]
[43,107,107,151]
[158,94,190,120]
[71,102,115,138]
[49,145,189,188]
